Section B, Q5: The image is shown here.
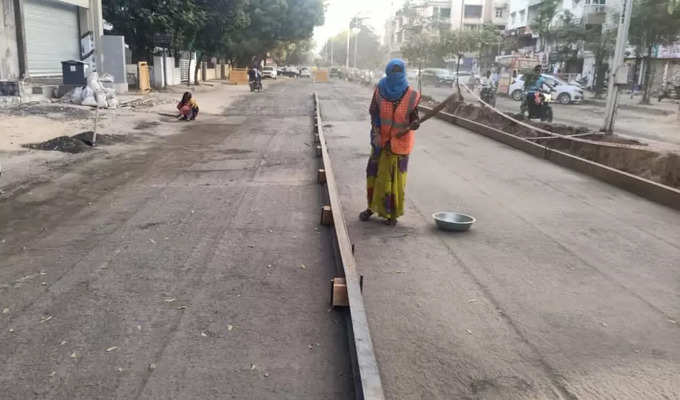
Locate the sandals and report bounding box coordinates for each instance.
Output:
[359,209,373,221]
[359,209,397,226]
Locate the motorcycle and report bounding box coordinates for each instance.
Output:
[249,79,262,92]
[520,89,554,123]
[480,83,497,107]
[657,82,680,102]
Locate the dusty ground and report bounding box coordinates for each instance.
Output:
[0,79,353,399]
[318,79,680,400]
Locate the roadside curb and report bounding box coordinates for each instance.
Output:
[420,105,680,211]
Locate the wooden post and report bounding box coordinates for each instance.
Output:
[330,277,349,307]
[320,205,333,226]
[317,169,326,184]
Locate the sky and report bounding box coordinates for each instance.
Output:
[313,0,399,52]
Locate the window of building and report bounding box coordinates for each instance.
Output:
[464,5,483,18]
[511,12,516,25]
[440,7,451,18]
[519,9,526,22]
[495,8,504,17]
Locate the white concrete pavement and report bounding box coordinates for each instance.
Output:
[318,80,680,400]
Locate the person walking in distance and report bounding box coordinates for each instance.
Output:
[359,59,421,226]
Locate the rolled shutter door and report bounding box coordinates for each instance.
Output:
[24,0,80,77]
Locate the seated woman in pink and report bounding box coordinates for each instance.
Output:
[177,92,199,120]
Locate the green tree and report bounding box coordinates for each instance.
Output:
[103,0,207,62]
[629,0,680,104]
[320,23,386,70]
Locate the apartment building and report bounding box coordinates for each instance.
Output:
[385,0,509,57]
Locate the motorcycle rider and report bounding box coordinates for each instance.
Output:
[524,64,549,119]
[479,70,496,105]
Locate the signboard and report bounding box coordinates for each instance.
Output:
[654,43,680,59]
[153,33,173,48]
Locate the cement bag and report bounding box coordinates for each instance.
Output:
[95,90,108,107]
[107,98,119,109]
[82,96,97,107]
[71,87,83,104]
[81,86,94,100]
[86,72,105,92]
[104,87,116,99]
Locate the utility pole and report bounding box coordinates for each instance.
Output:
[353,29,359,69]
[330,39,334,65]
[345,19,351,77]
[602,0,634,134]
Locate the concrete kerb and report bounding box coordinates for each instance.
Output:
[421,105,680,211]
[313,93,386,400]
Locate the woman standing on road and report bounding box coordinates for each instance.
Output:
[359,59,421,226]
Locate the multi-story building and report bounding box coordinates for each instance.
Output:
[385,0,509,58]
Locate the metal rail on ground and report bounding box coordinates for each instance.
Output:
[313,92,385,400]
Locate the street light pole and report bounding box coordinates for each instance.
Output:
[602,0,633,134]
[353,29,359,69]
[345,19,351,76]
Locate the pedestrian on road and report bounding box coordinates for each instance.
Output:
[359,59,421,226]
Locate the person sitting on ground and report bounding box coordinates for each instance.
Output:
[177,91,199,121]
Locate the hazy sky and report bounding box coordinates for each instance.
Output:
[313,0,399,52]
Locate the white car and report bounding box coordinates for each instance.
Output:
[299,67,311,78]
[509,74,583,104]
[262,66,277,79]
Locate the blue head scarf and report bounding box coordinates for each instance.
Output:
[378,59,409,102]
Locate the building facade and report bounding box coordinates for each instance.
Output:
[0,0,104,83]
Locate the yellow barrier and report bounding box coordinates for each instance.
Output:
[138,61,151,92]
[229,68,249,84]
[314,69,329,83]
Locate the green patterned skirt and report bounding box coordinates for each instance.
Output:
[366,146,409,220]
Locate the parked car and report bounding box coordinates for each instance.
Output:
[329,67,342,78]
[262,66,277,79]
[282,66,299,77]
[300,67,312,78]
[509,74,583,104]
[421,68,455,87]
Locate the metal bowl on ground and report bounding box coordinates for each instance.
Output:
[433,212,476,232]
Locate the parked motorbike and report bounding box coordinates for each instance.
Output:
[480,83,497,107]
[520,89,554,123]
[657,82,680,102]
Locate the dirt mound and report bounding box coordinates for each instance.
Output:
[24,132,128,153]
[443,102,680,189]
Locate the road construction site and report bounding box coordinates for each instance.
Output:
[1,79,679,400]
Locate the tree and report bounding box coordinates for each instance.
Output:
[104,0,325,68]
[103,0,208,62]
[531,0,562,63]
[629,0,680,104]
[585,26,616,98]
[319,23,386,70]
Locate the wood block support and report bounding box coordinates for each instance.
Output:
[315,145,322,157]
[314,133,320,144]
[330,277,348,307]
[320,205,333,226]
[317,169,326,184]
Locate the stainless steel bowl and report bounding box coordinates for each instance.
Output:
[433,212,476,232]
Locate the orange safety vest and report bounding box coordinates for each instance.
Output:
[376,86,421,155]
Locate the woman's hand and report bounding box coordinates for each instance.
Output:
[395,121,420,138]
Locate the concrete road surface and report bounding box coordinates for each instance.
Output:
[0,81,353,399]
[318,80,680,400]
[424,85,680,148]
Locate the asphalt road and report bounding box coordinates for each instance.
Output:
[318,80,680,400]
[0,81,353,399]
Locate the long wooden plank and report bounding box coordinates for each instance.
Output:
[314,93,385,400]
